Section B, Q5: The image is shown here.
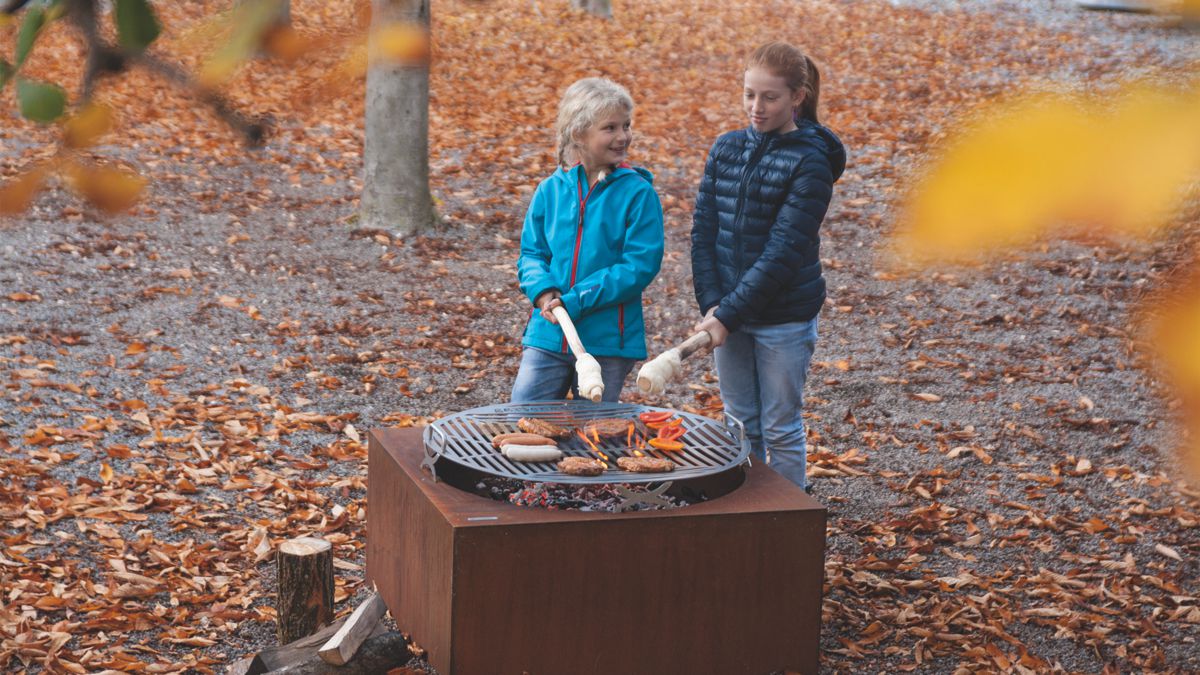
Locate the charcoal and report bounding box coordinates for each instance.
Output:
[473,477,704,512]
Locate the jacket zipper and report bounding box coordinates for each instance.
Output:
[732,135,772,276]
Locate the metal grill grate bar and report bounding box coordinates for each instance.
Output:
[424,401,749,484]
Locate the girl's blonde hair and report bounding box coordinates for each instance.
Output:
[746,42,821,124]
[556,78,634,168]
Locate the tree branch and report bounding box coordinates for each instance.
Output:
[62,0,269,146]
[1,0,31,15]
[133,53,271,146]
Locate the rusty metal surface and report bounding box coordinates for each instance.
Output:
[368,427,827,675]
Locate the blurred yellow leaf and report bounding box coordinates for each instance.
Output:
[63,103,114,149]
[198,0,287,87]
[893,82,1200,265]
[0,163,50,215]
[64,162,146,214]
[262,25,314,61]
[370,22,430,65]
[1142,270,1200,478]
[302,40,368,104]
[100,463,114,484]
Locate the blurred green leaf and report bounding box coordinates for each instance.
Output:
[0,59,13,90]
[114,0,161,52]
[16,77,66,122]
[199,0,285,87]
[16,6,46,67]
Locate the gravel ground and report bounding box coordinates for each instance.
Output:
[1,0,1199,673]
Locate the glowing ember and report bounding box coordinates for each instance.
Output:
[473,477,703,512]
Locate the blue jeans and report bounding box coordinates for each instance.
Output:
[511,347,636,403]
[714,317,818,490]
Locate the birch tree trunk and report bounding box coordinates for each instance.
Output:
[569,0,612,18]
[362,0,435,236]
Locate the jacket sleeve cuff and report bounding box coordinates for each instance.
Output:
[559,292,582,319]
[526,282,560,306]
[713,305,742,333]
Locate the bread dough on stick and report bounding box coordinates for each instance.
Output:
[637,331,712,395]
[550,306,604,402]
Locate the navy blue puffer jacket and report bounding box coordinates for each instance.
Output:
[691,120,846,332]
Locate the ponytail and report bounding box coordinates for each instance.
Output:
[798,55,820,124]
[746,42,821,125]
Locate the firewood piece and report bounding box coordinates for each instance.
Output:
[277,537,335,645]
[262,631,412,675]
[226,655,265,675]
[318,592,387,665]
[230,616,355,674]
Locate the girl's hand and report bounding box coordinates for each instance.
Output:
[694,310,729,348]
[535,291,563,324]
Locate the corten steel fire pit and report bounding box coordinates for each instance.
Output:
[367,401,827,675]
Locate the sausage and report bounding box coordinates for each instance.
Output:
[502,445,564,462]
[491,433,558,448]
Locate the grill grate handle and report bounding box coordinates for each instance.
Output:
[723,411,751,467]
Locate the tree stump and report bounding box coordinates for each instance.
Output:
[276,537,335,645]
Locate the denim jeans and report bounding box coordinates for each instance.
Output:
[511,347,636,403]
[713,317,818,490]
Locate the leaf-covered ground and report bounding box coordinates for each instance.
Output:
[2,0,1199,672]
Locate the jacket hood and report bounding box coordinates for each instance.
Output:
[553,164,655,187]
[749,121,846,182]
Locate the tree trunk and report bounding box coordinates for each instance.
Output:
[362,0,435,237]
[569,0,612,18]
[276,537,335,645]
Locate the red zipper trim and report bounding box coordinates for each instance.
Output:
[564,172,599,352]
[618,304,625,349]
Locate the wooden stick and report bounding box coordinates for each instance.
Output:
[318,592,387,665]
[676,330,713,359]
[550,306,587,356]
[277,537,335,645]
[550,306,604,401]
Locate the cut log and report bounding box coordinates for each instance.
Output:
[263,630,412,675]
[227,616,400,675]
[276,537,335,645]
[227,616,348,675]
[318,592,387,665]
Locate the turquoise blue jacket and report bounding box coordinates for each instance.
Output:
[518,164,664,359]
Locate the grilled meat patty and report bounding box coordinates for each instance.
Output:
[616,457,676,473]
[517,417,573,439]
[557,456,607,476]
[582,417,633,439]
